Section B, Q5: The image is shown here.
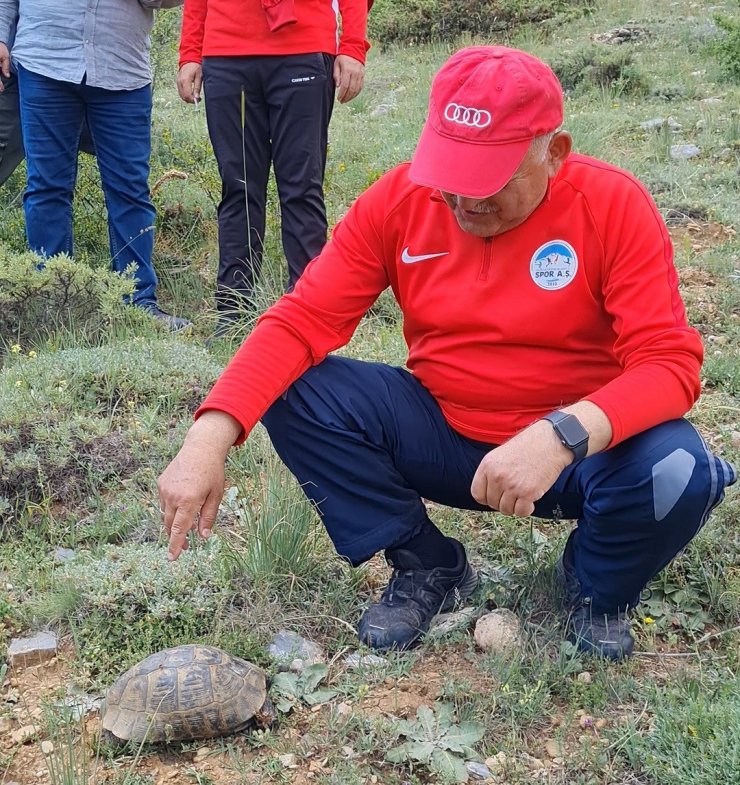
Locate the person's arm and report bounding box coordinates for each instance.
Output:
[334,0,368,103]
[159,170,396,560]
[176,0,206,102]
[0,0,17,91]
[472,168,702,517]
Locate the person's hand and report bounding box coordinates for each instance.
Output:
[0,43,10,94]
[177,62,202,104]
[333,55,365,103]
[158,411,242,561]
[471,420,572,517]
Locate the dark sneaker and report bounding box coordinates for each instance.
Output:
[358,538,478,651]
[140,305,193,333]
[556,536,634,661]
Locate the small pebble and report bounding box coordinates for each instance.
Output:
[545,739,563,759]
[577,671,592,684]
[41,741,54,754]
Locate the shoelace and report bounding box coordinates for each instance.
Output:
[384,568,441,610]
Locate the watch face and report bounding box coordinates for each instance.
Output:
[557,415,588,448]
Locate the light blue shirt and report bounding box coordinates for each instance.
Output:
[0,0,181,90]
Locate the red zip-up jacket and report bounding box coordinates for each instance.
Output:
[179,0,369,68]
[196,155,703,448]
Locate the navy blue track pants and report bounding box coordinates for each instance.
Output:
[262,357,736,614]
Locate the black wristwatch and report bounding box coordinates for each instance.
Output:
[541,411,589,462]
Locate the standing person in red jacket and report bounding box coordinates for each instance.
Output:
[177,0,368,330]
[159,47,736,661]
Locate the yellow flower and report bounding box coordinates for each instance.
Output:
[644,616,655,625]
[688,725,698,737]
[15,380,23,387]
[11,344,21,354]
[338,162,347,173]
[28,350,37,358]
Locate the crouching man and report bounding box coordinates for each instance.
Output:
[158,46,736,660]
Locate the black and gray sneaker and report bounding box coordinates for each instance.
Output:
[556,534,634,661]
[358,538,478,651]
[140,304,193,333]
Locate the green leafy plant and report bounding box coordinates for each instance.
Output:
[368,0,592,46]
[270,664,338,713]
[711,9,740,82]
[0,248,137,351]
[385,703,485,783]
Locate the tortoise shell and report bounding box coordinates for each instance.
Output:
[101,644,269,743]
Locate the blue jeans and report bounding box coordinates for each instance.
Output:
[262,357,737,614]
[17,66,158,306]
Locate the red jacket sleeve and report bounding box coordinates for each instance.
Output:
[195,174,392,442]
[179,0,207,67]
[338,0,369,62]
[582,166,703,445]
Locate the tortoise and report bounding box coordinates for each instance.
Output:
[101,644,276,744]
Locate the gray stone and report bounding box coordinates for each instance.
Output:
[466,761,492,780]
[53,547,76,563]
[344,652,388,669]
[428,606,480,638]
[639,117,681,132]
[671,144,701,160]
[267,630,325,673]
[371,104,392,117]
[700,97,723,106]
[7,632,58,668]
[54,687,102,721]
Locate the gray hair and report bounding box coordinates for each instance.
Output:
[529,131,558,162]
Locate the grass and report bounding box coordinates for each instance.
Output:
[1,0,739,783]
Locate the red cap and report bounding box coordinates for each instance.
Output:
[409,46,563,198]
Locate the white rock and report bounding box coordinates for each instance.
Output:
[466,761,492,780]
[671,144,701,160]
[267,630,325,673]
[474,609,521,653]
[576,671,593,684]
[41,741,54,754]
[640,117,681,131]
[278,753,297,768]
[11,724,36,744]
[344,653,388,669]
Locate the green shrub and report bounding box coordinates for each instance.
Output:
[550,45,650,96]
[0,340,222,510]
[33,543,237,683]
[711,10,740,82]
[368,0,592,46]
[0,247,136,350]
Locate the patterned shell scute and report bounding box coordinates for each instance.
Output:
[101,645,267,743]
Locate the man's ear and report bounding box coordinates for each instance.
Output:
[547,131,572,177]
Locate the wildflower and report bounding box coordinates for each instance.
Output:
[644,616,655,625]
[11,344,21,354]
[15,380,23,387]
[28,350,37,358]
[338,162,347,173]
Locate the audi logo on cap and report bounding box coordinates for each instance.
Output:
[444,102,492,128]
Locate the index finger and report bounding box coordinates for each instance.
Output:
[167,506,198,561]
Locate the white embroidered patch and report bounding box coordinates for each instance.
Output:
[530,240,578,291]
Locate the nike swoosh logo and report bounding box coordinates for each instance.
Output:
[401,247,450,264]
